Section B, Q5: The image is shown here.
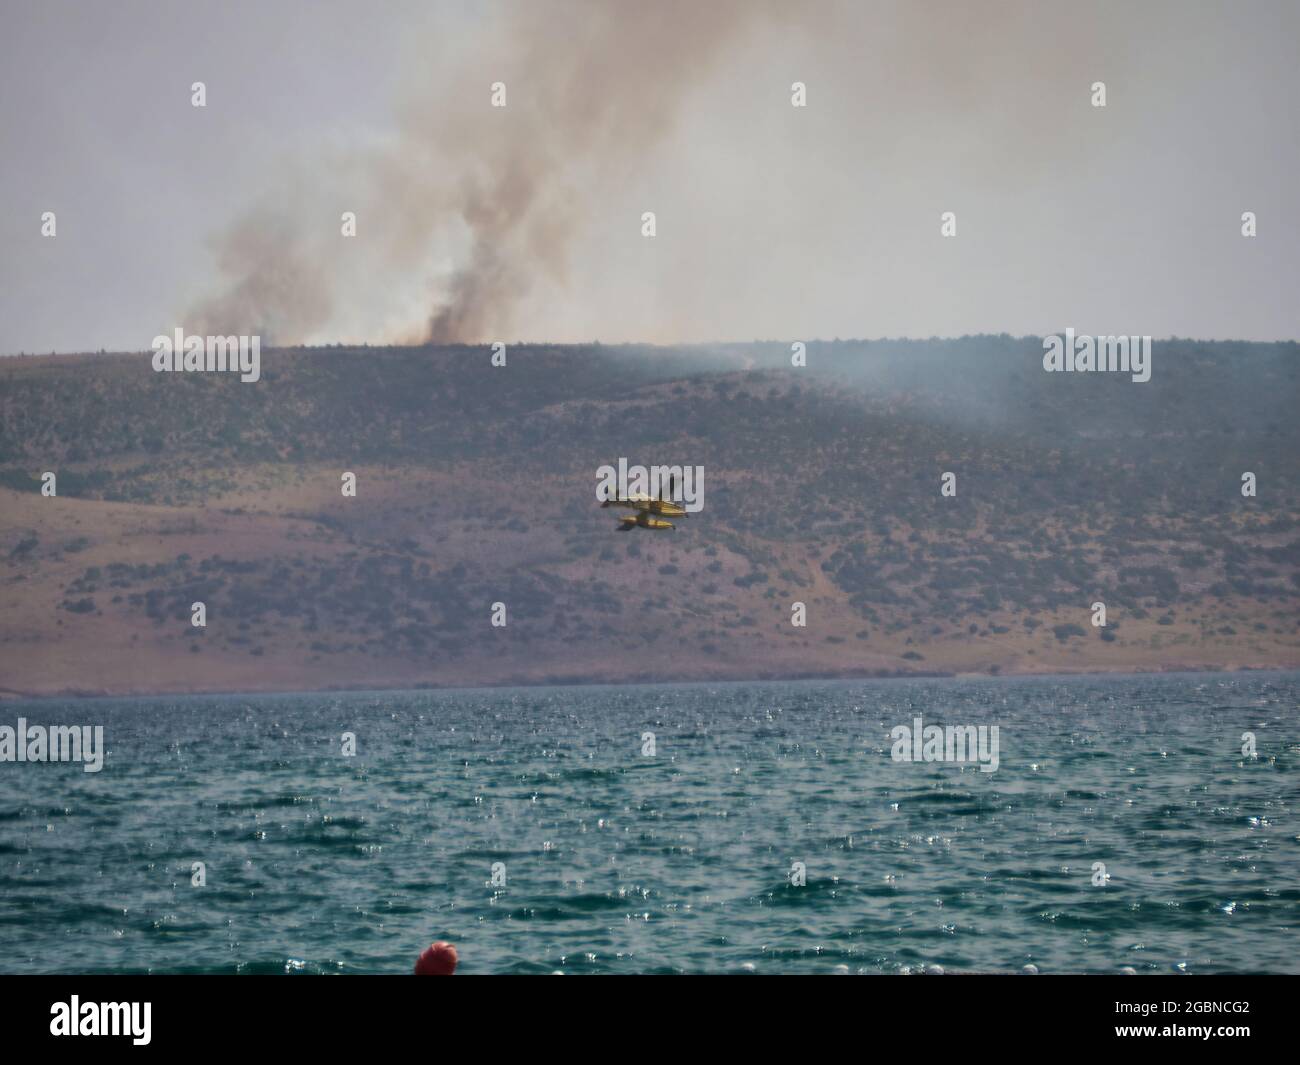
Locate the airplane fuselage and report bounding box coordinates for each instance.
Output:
[602,493,687,518]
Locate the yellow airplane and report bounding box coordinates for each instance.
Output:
[602,471,688,531]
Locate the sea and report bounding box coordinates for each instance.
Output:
[1,672,1296,974]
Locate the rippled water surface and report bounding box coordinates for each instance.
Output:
[1,673,1297,973]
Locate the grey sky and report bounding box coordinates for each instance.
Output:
[2,0,1297,354]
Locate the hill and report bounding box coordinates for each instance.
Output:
[1,337,1297,697]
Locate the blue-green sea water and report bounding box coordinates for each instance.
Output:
[1,673,1296,974]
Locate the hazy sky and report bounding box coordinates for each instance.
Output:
[2,0,1297,354]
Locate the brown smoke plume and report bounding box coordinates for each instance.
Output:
[189,0,782,345]
[186,0,1149,347]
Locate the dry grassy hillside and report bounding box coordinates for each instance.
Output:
[2,340,1297,697]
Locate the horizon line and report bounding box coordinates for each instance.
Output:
[4,333,1300,360]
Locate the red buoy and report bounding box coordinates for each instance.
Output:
[414,941,458,975]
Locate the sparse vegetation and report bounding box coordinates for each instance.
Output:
[1,338,1296,695]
